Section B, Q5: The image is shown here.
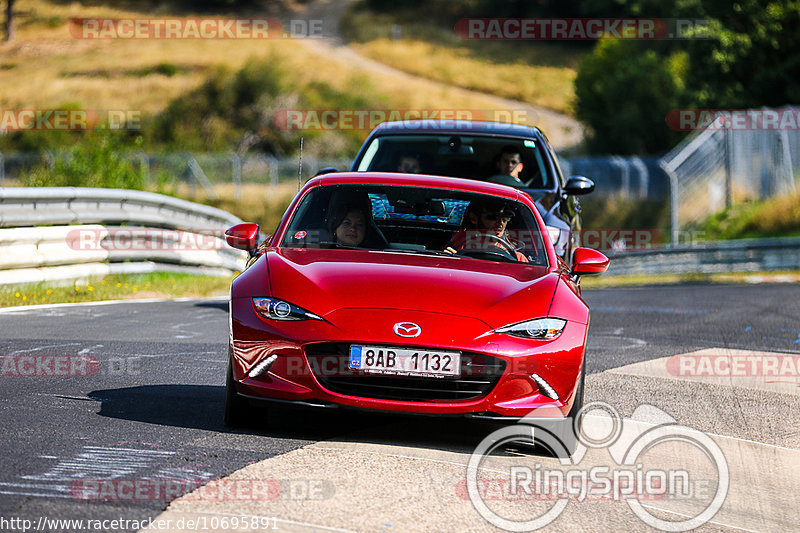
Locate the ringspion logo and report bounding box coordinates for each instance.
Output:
[466,402,729,531]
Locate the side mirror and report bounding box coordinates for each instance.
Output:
[571,247,609,276]
[314,167,339,177]
[225,223,260,252]
[563,176,595,196]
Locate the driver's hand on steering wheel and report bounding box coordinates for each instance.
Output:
[444,246,458,254]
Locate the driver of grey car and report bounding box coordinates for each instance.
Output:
[444,199,528,262]
[487,145,525,187]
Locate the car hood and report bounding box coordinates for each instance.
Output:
[266,248,558,329]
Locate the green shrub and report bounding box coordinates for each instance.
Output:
[146,56,384,157]
[24,134,146,189]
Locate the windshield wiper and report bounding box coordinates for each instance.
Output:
[383,248,454,257]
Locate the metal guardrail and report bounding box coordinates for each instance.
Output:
[605,237,800,276]
[3,187,793,283]
[0,188,247,285]
[0,187,242,229]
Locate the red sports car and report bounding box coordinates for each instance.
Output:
[224,172,608,453]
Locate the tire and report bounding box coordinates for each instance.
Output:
[224,353,253,428]
[535,364,585,458]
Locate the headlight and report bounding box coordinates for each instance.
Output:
[252,298,322,321]
[495,318,567,340]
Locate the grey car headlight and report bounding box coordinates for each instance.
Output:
[495,318,567,340]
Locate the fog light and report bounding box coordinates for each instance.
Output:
[249,355,278,378]
[530,373,559,400]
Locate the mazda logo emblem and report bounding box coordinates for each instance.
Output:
[393,322,421,337]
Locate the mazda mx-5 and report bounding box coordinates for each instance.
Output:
[224,172,608,453]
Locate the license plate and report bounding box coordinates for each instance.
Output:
[349,345,461,377]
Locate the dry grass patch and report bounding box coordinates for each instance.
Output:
[1,1,536,122]
[1,1,579,139]
[350,39,577,115]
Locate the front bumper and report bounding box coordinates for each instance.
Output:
[230,298,587,419]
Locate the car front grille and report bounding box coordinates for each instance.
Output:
[304,343,506,402]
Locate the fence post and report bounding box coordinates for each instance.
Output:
[660,159,680,247]
[723,122,732,208]
[631,157,649,199]
[779,128,796,194]
[0,152,4,186]
[230,153,242,201]
[133,151,150,186]
[269,156,278,187]
[186,155,218,199]
[609,156,629,198]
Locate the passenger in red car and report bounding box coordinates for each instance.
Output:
[328,207,367,247]
[445,201,529,262]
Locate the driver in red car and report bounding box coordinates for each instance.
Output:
[445,200,529,262]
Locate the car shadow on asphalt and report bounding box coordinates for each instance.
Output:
[193,301,228,312]
[87,384,362,441]
[87,384,540,455]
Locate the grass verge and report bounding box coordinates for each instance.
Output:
[0,272,233,308]
[696,190,800,240]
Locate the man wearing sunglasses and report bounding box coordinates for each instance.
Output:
[444,200,529,263]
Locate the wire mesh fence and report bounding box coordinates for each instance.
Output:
[660,106,800,242]
[0,151,353,199]
[560,156,668,200]
[0,150,668,201]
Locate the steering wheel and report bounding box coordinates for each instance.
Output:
[457,233,519,262]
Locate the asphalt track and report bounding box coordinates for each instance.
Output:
[0,284,798,532]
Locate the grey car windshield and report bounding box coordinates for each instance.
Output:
[356,134,553,189]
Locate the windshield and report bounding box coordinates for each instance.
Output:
[281,184,548,266]
[355,134,553,189]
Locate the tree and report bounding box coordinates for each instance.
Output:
[575,38,688,154]
[681,1,800,108]
[5,0,14,42]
